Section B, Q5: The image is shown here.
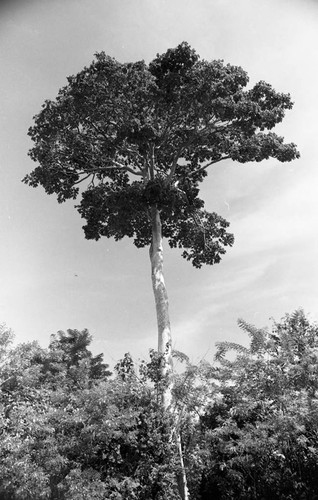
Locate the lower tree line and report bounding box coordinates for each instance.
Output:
[1,309,318,499]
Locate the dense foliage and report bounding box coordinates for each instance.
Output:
[197,310,318,499]
[23,42,299,268]
[22,46,300,487]
[1,310,318,499]
[18,41,304,499]
[0,331,180,499]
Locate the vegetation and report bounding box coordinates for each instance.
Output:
[23,42,299,407]
[20,41,302,498]
[1,310,318,499]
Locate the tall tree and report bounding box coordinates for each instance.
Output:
[23,42,299,408]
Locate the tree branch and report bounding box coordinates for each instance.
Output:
[80,119,145,176]
[168,152,182,182]
[74,173,92,185]
[189,155,231,177]
[149,143,155,180]
[60,160,143,180]
[112,159,143,176]
[167,120,228,182]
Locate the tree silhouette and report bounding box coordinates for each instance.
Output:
[24,42,299,412]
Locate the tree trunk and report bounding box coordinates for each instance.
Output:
[149,205,189,500]
[176,431,190,500]
[149,205,173,408]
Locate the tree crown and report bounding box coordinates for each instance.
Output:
[24,42,299,267]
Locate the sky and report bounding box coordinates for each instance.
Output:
[0,0,318,366]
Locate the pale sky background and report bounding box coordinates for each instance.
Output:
[0,0,317,366]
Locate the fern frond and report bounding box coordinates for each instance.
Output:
[172,349,190,364]
[215,341,249,362]
[237,318,267,354]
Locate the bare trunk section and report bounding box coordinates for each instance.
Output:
[149,205,189,499]
[149,205,173,408]
[176,431,190,500]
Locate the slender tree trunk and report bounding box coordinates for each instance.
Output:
[149,205,189,500]
[149,205,173,408]
[176,431,189,500]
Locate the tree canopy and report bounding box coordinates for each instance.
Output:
[24,42,299,268]
[2,311,318,499]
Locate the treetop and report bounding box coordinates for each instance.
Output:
[24,42,299,267]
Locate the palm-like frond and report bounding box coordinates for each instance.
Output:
[237,318,267,354]
[215,341,249,362]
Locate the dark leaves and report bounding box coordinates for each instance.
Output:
[24,42,299,266]
[167,209,234,268]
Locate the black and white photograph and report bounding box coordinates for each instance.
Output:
[0,0,317,498]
